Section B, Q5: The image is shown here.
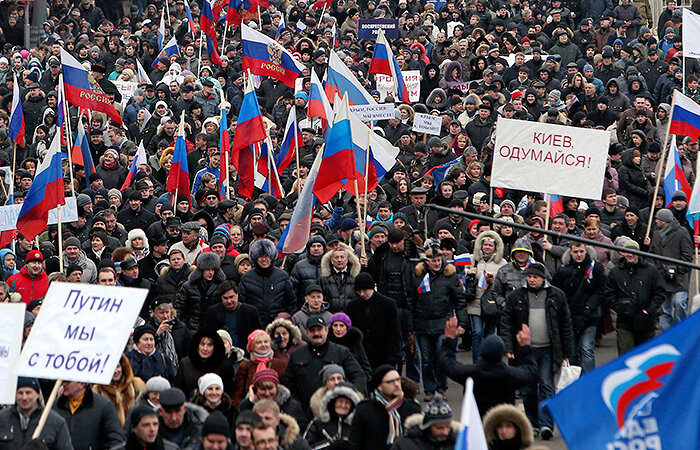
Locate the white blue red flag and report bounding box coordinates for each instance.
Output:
[369,29,410,102]
[167,113,190,196]
[455,378,488,450]
[71,120,95,178]
[663,135,692,207]
[452,253,472,267]
[219,108,231,199]
[276,107,301,174]
[7,73,24,146]
[231,76,267,199]
[669,90,700,141]
[417,273,431,293]
[308,70,334,139]
[325,50,376,105]
[201,0,224,65]
[241,23,305,88]
[122,141,149,190]
[152,36,180,69]
[183,0,197,33]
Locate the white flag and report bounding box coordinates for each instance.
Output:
[683,9,700,58]
[455,378,489,450]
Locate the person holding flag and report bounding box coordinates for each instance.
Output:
[167,112,191,199]
[369,29,411,103]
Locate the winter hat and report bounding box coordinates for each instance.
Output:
[65,263,83,277]
[145,376,171,392]
[354,272,374,290]
[320,364,346,384]
[672,190,687,202]
[656,208,674,223]
[330,312,352,329]
[198,373,224,394]
[253,368,279,388]
[367,226,386,239]
[216,329,233,348]
[480,334,506,362]
[133,324,157,343]
[421,394,453,429]
[236,410,262,428]
[388,227,405,243]
[130,405,157,427]
[108,188,122,201]
[195,251,221,270]
[548,89,561,102]
[201,411,230,437]
[625,206,640,217]
[340,218,359,231]
[369,364,395,391]
[525,262,546,279]
[622,240,640,250]
[249,239,278,262]
[64,237,81,249]
[247,329,267,352]
[16,377,41,393]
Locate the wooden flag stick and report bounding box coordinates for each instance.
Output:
[32,379,62,438]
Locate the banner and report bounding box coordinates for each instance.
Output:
[113,81,139,108]
[375,71,420,102]
[491,118,609,199]
[0,303,25,404]
[16,283,147,384]
[0,197,78,232]
[413,113,442,135]
[683,9,700,58]
[350,104,395,121]
[358,19,399,40]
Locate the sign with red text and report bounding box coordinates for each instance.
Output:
[0,304,25,404]
[491,118,610,198]
[375,71,420,102]
[17,283,147,384]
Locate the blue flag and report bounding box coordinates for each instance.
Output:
[545,311,700,449]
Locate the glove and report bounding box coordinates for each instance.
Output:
[333,193,344,208]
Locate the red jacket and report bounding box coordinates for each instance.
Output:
[8,266,49,304]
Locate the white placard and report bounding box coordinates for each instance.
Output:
[349,104,395,121]
[0,303,26,404]
[491,118,610,199]
[413,113,442,136]
[113,81,139,108]
[0,197,78,232]
[375,70,420,102]
[16,283,147,384]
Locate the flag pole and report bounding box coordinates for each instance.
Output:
[542,193,551,262]
[695,222,699,297]
[59,75,76,197]
[57,204,64,272]
[645,92,677,241]
[32,379,62,438]
[294,114,300,182]
[354,179,366,259]
[225,151,231,200]
[165,0,171,27]
[257,5,261,27]
[270,151,285,197]
[363,127,371,230]
[221,24,228,55]
[198,30,204,64]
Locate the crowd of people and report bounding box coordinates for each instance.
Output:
[0,0,698,448]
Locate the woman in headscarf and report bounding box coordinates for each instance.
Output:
[230,329,287,407]
[175,328,226,399]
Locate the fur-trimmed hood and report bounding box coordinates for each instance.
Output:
[403,412,460,433]
[482,404,534,447]
[265,317,303,348]
[320,243,361,278]
[472,230,505,264]
[319,383,363,422]
[415,258,457,278]
[278,412,301,447]
[250,238,279,266]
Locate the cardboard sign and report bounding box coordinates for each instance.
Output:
[358,19,399,40]
[350,104,395,121]
[491,118,610,198]
[17,283,147,384]
[375,70,420,102]
[413,113,442,136]
[0,304,26,404]
[0,197,78,232]
[113,81,139,108]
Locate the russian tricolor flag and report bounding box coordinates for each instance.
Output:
[477,271,487,289]
[313,95,359,203]
[417,273,431,293]
[277,150,323,256]
[670,90,700,141]
[226,0,243,25]
[426,159,459,185]
[453,253,472,267]
[585,260,595,280]
[308,70,334,140]
[8,73,24,146]
[61,48,122,124]
[242,23,305,88]
[16,133,66,241]
[136,59,152,84]
[232,77,267,199]
[325,50,377,106]
[152,36,180,69]
[255,136,285,198]
[201,0,223,65]
[157,8,166,50]
[71,120,95,178]
[369,29,410,102]
[219,108,231,199]
[121,141,149,190]
[276,107,301,174]
[184,0,197,33]
[274,14,285,39]
[167,113,191,196]
[545,194,565,217]
[663,135,693,207]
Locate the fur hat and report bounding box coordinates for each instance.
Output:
[483,404,534,447]
[127,228,149,250]
[195,251,221,271]
[249,238,278,263]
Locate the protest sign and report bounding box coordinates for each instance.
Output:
[17,283,147,385]
[0,303,26,404]
[375,71,420,102]
[0,197,78,232]
[491,118,610,199]
[350,104,395,121]
[113,81,139,108]
[413,113,442,135]
[358,19,399,40]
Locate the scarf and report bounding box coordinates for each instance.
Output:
[374,388,404,444]
[252,350,272,373]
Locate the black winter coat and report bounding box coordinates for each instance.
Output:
[552,254,607,331]
[290,255,323,308]
[367,243,415,309]
[203,302,263,349]
[175,268,227,331]
[346,291,401,369]
[409,260,468,334]
[500,284,575,373]
[617,152,650,209]
[53,389,124,450]
[0,405,72,450]
[239,265,296,325]
[328,328,373,380]
[117,207,157,233]
[604,258,666,332]
[438,336,537,416]
[157,265,192,297]
[348,399,422,450]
